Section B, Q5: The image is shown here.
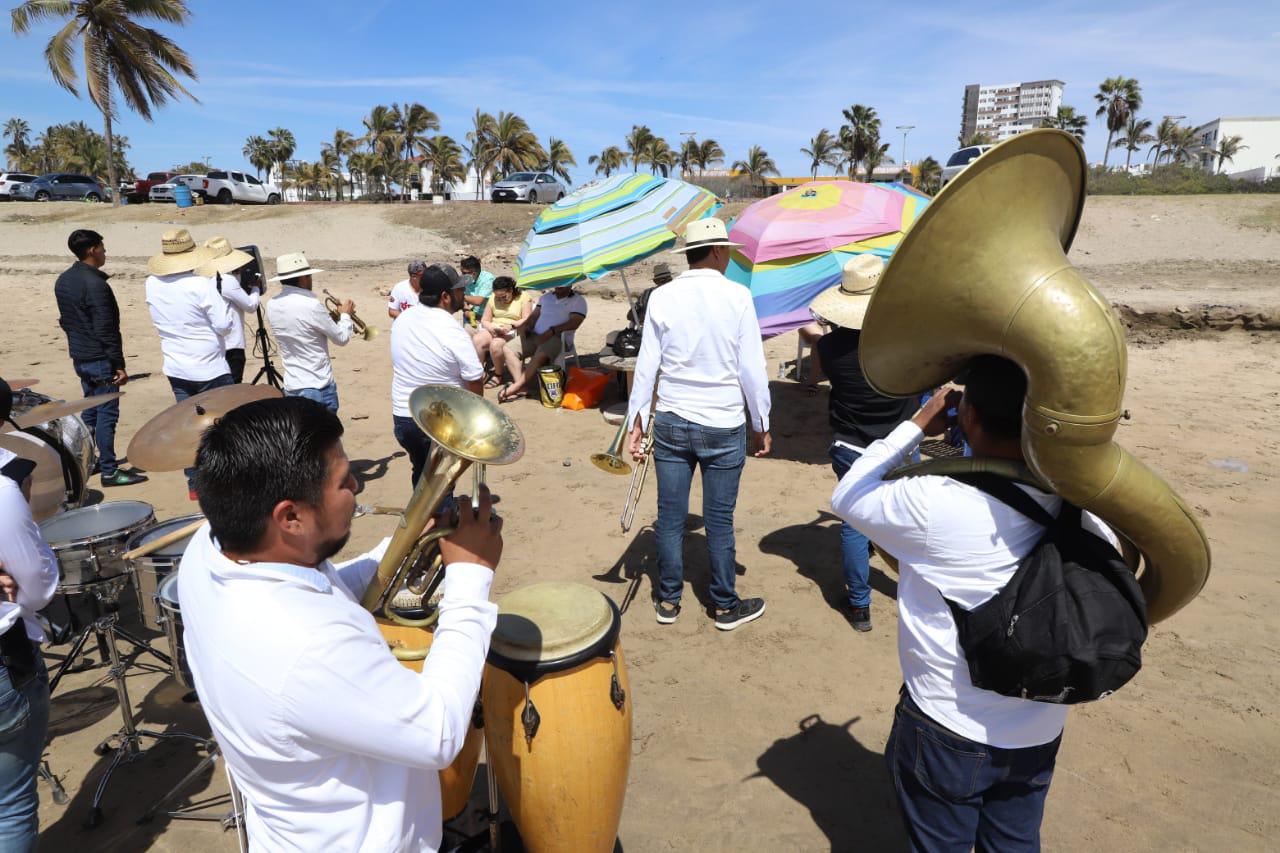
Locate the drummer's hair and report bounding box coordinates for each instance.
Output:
[959,355,1027,440]
[194,397,344,552]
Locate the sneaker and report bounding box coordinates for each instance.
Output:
[847,605,872,633]
[654,600,681,624]
[714,597,766,631]
[101,470,148,487]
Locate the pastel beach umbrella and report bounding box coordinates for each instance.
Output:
[726,181,930,337]
[515,176,721,292]
[531,173,666,234]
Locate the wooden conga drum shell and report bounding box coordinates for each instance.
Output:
[376,617,484,820]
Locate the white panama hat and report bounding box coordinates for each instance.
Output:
[269,251,325,282]
[671,218,743,254]
[809,254,887,330]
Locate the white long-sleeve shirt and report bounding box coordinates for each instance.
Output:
[831,421,1121,749]
[265,285,353,392]
[626,268,771,432]
[178,524,497,852]
[0,449,59,642]
[145,272,236,381]
[217,271,261,351]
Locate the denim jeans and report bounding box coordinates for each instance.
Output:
[225,348,246,384]
[829,442,872,608]
[393,415,434,488]
[73,358,120,477]
[886,690,1061,853]
[169,373,235,490]
[652,411,746,611]
[0,651,50,853]
[286,381,339,414]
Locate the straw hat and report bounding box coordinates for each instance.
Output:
[147,229,216,276]
[809,254,887,330]
[268,252,325,282]
[671,218,742,254]
[195,237,254,277]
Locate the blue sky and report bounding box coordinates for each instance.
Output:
[2,0,1278,182]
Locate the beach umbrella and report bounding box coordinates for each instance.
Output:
[726,181,929,337]
[515,176,720,291]
[531,173,666,234]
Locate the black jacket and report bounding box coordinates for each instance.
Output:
[54,261,125,370]
[815,327,917,447]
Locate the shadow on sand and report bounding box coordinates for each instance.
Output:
[759,511,898,615]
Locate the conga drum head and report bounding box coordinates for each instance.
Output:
[489,582,620,680]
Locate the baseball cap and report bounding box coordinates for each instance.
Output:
[419,266,461,299]
[430,263,461,287]
[408,260,427,275]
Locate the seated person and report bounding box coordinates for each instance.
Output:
[472,277,533,387]
[460,256,494,329]
[627,262,674,328]
[797,318,830,385]
[498,285,587,402]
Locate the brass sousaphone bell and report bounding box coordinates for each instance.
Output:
[860,129,1209,623]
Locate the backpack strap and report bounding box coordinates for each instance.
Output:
[950,472,1058,528]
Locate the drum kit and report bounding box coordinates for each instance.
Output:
[2,385,103,521]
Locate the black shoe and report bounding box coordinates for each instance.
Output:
[101,470,148,487]
[714,597,765,631]
[847,604,872,633]
[654,600,681,624]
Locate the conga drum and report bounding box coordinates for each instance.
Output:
[376,617,484,821]
[482,582,632,853]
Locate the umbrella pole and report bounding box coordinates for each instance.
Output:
[620,269,639,328]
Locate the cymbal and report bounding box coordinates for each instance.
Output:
[0,433,65,522]
[128,384,282,472]
[13,393,124,429]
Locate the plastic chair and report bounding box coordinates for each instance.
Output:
[556,330,580,369]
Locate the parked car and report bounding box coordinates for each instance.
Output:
[10,173,109,202]
[129,170,177,203]
[200,170,281,205]
[0,172,38,200]
[491,172,566,204]
[940,144,994,186]
[149,174,205,203]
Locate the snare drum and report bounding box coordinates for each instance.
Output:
[156,573,192,688]
[38,501,156,593]
[11,388,96,508]
[126,514,203,630]
[482,582,632,853]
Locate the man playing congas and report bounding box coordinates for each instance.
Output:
[178,396,502,852]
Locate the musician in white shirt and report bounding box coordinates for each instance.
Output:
[387,260,426,320]
[198,237,261,383]
[265,252,352,413]
[626,219,772,631]
[180,396,502,852]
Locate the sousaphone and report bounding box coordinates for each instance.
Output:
[860,129,1209,623]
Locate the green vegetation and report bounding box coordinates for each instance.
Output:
[1087,165,1280,195]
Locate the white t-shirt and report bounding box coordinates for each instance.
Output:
[832,421,1122,749]
[531,291,588,336]
[145,271,236,381]
[387,280,417,315]
[389,305,484,417]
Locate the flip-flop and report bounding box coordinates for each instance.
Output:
[484,376,504,389]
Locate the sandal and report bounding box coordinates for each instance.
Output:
[484,375,504,389]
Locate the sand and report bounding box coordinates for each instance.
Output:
[1,195,1277,852]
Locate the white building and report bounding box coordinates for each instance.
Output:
[961,80,1065,143]
[1191,117,1280,181]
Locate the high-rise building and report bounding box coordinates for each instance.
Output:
[960,80,1065,144]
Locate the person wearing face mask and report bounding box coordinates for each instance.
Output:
[198,237,260,383]
[458,256,494,330]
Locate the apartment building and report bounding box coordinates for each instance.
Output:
[960,80,1065,143]
[1191,117,1280,180]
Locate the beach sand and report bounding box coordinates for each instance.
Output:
[1,195,1277,851]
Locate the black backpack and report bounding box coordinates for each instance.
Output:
[939,473,1149,704]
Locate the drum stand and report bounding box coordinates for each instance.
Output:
[47,579,170,695]
[138,738,247,849]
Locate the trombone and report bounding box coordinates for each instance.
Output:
[323,288,379,341]
[620,414,655,533]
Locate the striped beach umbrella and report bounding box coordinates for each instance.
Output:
[726,181,929,337]
[515,177,721,290]
[531,173,666,233]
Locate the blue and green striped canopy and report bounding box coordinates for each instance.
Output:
[531,173,666,233]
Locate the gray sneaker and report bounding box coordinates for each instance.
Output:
[714,597,765,631]
[654,600,681,624]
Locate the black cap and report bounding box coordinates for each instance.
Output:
[419,266,461,299]
[430,263,462,287]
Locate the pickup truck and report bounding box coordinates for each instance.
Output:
[200,170,282,205]
[129,171,177,203]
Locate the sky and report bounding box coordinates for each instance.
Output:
[2,0,1278,183]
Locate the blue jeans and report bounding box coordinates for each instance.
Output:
[169,373,235,490]
[286,381,339,414]
[73,358,120,477]
[829,442,872,608]
[393,415,434,488]
[0,651,50,853]
[652,411,746,611]
[886,690,1061,853]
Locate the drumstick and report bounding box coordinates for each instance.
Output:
[122,518,205,561]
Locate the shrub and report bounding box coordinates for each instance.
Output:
[1087,165,1280,195]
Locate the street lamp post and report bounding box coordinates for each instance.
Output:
[896,125,915,166]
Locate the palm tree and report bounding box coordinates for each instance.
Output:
[588,146,625,178]
[321,128,357,201]
[488,111,541,178]
[1165,126,1200,166]
[398,102,440,163]
[1094,76,1142,168]
[1212,134,1248,173]
[862,134,893,182]
[839,104,881,181]
[644,137,675,176]
[1041,105,1087,143]
[624,125,654,172]
[346,150,373,198]
[1147,117,1182,167]
[267,127,295,191]
[801,129,840,179]
[12,0,199,206]
[542,137,576,184]
[678,137,698,177]
[465,109,497,199]
[695,138,724,176]
[731,145,778,197]
[959,131,995,147]
[419,135,465,194]
[4,117,30,168]
[242,135,272,179]
[916,156,942,194]
[1112,116,1154,172]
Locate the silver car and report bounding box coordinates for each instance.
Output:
[491,171,566,204]
[940,145,993,187]
[11,172,109,202]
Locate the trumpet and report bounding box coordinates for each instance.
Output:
[323,288,379,341]
[620,418,654,533]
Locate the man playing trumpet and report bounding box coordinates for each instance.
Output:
[265,252,352,413]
